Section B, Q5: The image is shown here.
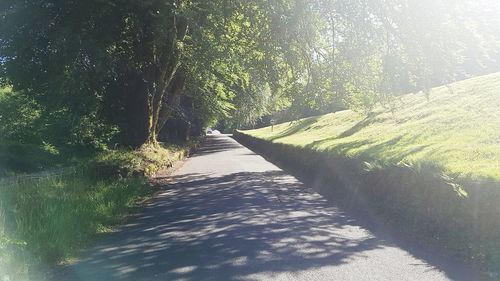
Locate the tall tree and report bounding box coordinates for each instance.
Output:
[1,0,499,146]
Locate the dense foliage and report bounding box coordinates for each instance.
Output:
[1,1,499,278]
[1,0,499,146]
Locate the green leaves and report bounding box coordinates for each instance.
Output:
[1,0,498,145]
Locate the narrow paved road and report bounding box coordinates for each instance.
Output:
[57,135,481,281]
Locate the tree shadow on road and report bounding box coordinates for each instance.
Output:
[53,170,388,280]
[51,137,482,281]
[191,136,242,157]
[54,169,480,281]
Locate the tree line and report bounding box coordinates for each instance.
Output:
[1,0,498,149]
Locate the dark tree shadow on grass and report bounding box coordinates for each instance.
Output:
[306,134,429,164]
[336,112,383,139]
[267,116,321,142]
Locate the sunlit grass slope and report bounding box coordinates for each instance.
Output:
[245,72,500,181]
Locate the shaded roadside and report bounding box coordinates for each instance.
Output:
[51,135,485,280]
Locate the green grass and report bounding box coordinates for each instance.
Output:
[245,72,500,181]
[240,72,500,271]
[0,142,196,280]
[0,170,150,280]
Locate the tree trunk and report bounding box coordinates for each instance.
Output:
[145,13,188,146]
[126,11,188,147]
[156,71,186,133]
[123,72,150,147]
[147,58,178,145]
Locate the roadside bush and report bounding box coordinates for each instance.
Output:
[0,143,58,177]
[0,88,42,143]
[90,142,195,179]
[0,87,120,163]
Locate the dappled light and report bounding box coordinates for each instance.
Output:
[1,0,500,279]
[60,172,382,280]
[51,137,480,281]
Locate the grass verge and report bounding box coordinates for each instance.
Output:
[0,141,198,280]
[237,72,500,273]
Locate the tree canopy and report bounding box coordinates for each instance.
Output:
[1,0,499,148]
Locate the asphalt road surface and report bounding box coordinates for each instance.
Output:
[55,135,482,281]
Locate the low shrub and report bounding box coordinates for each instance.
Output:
[0,143,62,177]
[90,142,196,179]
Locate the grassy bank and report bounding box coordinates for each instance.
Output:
[247,72,500,181]
[238,72,500,271]
[0,142,196,280]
